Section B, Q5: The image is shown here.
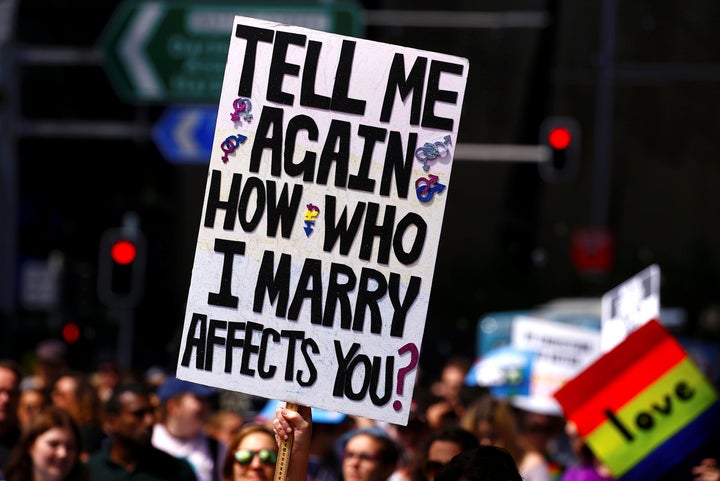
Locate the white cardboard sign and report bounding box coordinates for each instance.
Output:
[600,264,660,352]
[176,16,469,425]
[511,315,601,413]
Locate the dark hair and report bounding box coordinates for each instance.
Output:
[104,382,152,416]
[0,359,24,385]
[435,446,522,481]
[410,427,480,481]
[429,427,480,452]
[342,426,402,467]
[3,406,90,481]
[51,370,103,426]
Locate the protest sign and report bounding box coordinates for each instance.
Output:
[554,319,720,481]
[175,15,469,425]
[511,315,601,415]
[600,264,660,351]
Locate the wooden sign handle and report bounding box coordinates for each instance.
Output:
[273,402,299,481]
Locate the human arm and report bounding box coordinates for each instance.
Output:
[272,404,313,481]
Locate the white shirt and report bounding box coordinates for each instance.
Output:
[151,423,219,481]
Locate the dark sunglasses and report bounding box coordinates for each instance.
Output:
[234,449,278,466]
[129,408,154,419]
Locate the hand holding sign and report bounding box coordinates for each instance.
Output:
[272,404,318,481]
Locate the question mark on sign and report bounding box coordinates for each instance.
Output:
[393,343,419,411]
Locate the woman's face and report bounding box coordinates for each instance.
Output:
[29,426,78,481]
[475,419,496,445]
[232,431,277,481]
[342,434,391,481]
[50,377,77,411]
[18,390,45,428]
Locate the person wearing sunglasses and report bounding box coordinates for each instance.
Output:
[221,425,279,481]
[86,382,198,481]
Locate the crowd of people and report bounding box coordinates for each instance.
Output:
[0,341,718,481]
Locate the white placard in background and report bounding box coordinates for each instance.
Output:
[600,264,660,352]
[511,315,601,414]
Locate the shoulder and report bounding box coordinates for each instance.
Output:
[144,446,198,479]
[522,451,550,470]
[85,448,121,478]
[86,447,111,465]
[151,424,180,450]
[145,445,190,465]
[521,452,552,481]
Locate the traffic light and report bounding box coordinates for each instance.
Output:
[97,226,147,308]
[538,116,581,182]
[62,322,81,344]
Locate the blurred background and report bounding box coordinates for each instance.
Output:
[1,0,719,378]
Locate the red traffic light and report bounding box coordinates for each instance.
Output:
[62,322,81,344]
[547,126,572,150]
[111,239,137,265]
[98,227,147,308]
[538,116,581,182]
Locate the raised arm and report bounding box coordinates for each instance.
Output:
[272,404,313,481]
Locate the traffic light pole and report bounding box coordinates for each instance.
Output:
[97,212,146,370]
[591,0,616,227]
[0,1,19,325]
[109,306,135,370]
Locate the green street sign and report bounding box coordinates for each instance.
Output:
[99,0,364,104]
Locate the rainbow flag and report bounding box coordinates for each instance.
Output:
[554,319,720,481]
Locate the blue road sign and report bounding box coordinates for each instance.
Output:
[152,106,217,164]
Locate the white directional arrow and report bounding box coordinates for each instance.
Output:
[175,110,202,158]
[119,2,164,98]
[152,106,217,164]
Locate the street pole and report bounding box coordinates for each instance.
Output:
[97,212,145,370]
[111,307,135,371]
[0,0,19,345]
[591,0,616,227]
